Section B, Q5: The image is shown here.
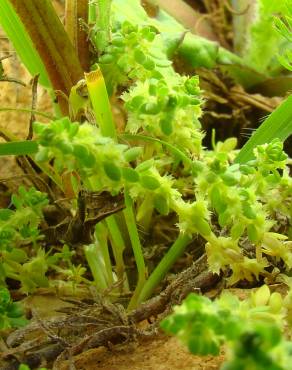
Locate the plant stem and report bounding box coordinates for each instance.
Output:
[135,233,192,306]
[106,215,129,290]
[137,194,153,232]
[8,0,83,114]
[84,243,110,291]
[124,191,147,311]
[88,1,97,23]
[0,0,50,88]
[95,222,114,285]
[85,68,117,139]
[96,0,112,53]
[65,0,90,71]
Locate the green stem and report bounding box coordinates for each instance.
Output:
[84,243,109,291]
[95,222,114,286]
[0,0,50,88]
[88,1,97,23]
[124,191,147,311]
[65,0,90,71]
[136,194,154,232]
[106,215,129,290]
[85,68,117,139]
[96,0,112,53]
[135,233,192,305]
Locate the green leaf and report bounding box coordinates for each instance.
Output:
[0,140,38,156]
[0,0,50,87]
[235,95,292,163]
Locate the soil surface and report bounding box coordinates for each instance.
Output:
[59,336,223,370]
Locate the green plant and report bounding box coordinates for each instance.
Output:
[0,5,290,311]
[274,0,292,71]
[161,285,292,369]
[0,287,28,330]
[0,0,290,338]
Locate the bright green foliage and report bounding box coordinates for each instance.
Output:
[243,0,286,75]
[99,22,162,93]
[0,287,28,330]
[99,20,203,154]
[0,187,50,292]
[33,117,140,193]
[161,285,292,369]
[274,0,292,71]
[235,96,292,163]
[33,108,292,288]
[0,186,48,252]
[0,186,90,293]
[0,0,50,87]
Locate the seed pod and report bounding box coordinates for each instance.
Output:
[218,211,230,227]
[242,202,257,219]
[239,164,256,175]
[231,222,245,240]
[0,209,14,221]
[126,95,144,112]
[136,159,154,172]
[221,172,238,186]
[112,36,125,47]
[141,26,157,41]
[252,285,270,307]
[40,128,54,145]
[142,57,155,70]
[160,117,173,136]
[99,54,115,64]
[117,55,130,71]
[154,194,169,215]
[210,186,227,214]
[140,175,161,190]
[124,147,143,162]
[140,102,161,115]
[122,167,140,182]
[157,85,169,97]
[148,79,158,95]
[74,144,96,168]
[167,95,177,109]
[82,152,96,168]
[189,97,201,105]
[205,172,217,184]
[103,161,122,181]
[184,76,200,95]
[247,224,260,243]
[134,49,146,64]
[73,143,90,160]
[269,292,282,313]
[59,141,73,154]
[69,122,79,137]
[35,148,50,162]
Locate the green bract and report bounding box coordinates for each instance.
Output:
[162,286,291,370]
[0,288,28,330]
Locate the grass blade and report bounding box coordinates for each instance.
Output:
[0,0,50,87]
[85,68,117,139]
[235,95,292,163]
[0,141,38,156]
